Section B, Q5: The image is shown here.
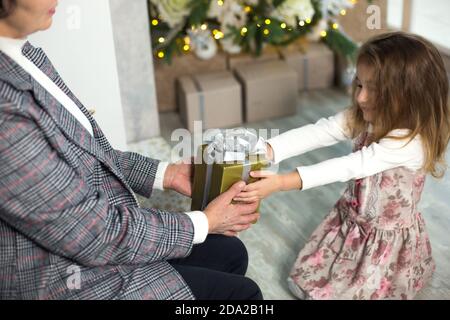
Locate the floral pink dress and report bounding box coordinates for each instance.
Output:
[288,131,435,300]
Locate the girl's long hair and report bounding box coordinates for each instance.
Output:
[348,32,450,178]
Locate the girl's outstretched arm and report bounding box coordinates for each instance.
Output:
[237,129,425,201]
[267,109,351,164]
[234,170,303,203]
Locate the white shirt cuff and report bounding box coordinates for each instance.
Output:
[297,166,319,191]
[185,211,209,244]
[154,161,169,191]
[266,140,282,164]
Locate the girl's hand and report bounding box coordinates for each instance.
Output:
[233,171,283,203]
[233,170,303,203]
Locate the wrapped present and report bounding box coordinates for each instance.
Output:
[227,45,281,70]
[191,129,271,215]
[154,52,227,113]
[279,42,335,91]
[177,71,243,132]
[234,60,298,123]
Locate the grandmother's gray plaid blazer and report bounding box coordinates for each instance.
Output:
[0,42,195,300]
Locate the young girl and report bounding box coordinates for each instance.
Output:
[234,32,450,300]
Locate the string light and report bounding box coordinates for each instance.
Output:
[184,36,190,44]
[263,29,270,35]
[332,23,339,30]
[157,51,164,58]
[158,37,165,43]
[214,31,224,39]
[183,44,190,51]
[320,30,327,37]
[265,19,271,25]
[201,24,208,30]
[305,18,312,24]
[280,22,287,29]
[244,6,251,13]
[299,21,305,27]
[241,27,248,36]
[217,0,224,5]
[152,19,159,26]
[340,9,347,16]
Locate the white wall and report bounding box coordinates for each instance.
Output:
[29,0,127,150]
[410,0,450,51]
[387,0,404,30]
[387,0,450,52]
[110,0,161,143]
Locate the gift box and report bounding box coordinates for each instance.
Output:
[191,129,271,214]
[154,52,228,113]
[227,45,281,70]
[234,60,298,123]
[279,42,335,91]
[177,71,243,132]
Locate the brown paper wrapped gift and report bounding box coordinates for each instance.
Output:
[279,42,335,91]
[227,45,281,70]
[234,60,298,123]
[191,130,271,215]
[154,52,227,113]
[177,71,243,132]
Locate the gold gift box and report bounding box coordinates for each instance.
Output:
[191,144,270,214]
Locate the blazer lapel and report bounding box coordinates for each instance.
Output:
[0,45,125,184]
[28,75,109,159]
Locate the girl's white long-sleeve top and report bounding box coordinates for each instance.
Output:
[267,109,425,191]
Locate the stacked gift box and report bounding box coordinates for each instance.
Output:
[226,45,281,70]
[177,71,243,132]
[234,60,298,123]
[154,52,228,113]
[155,41,337,130]
[279,42,335,91]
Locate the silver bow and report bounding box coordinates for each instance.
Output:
[204,128,267,164]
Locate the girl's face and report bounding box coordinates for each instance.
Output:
[1,0,58,38]
[355,62,376,123]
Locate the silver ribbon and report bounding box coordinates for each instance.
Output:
[192,76,206,127]
[303,56,309,91]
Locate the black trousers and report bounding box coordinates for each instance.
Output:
[169,235,263,300]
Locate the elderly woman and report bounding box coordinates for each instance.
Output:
[0,0,262,300]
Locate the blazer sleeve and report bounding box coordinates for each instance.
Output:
[0,103,194,267]
[114,149,160,198]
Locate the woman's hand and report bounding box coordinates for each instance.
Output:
[233,171,303,203]
[204,181,260,237]
[163,158,193,197]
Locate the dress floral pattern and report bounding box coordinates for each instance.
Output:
[288,131,435,300]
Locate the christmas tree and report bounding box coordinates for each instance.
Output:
[149,0,368,64]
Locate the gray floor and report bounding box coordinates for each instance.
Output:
[131,88,450,300]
